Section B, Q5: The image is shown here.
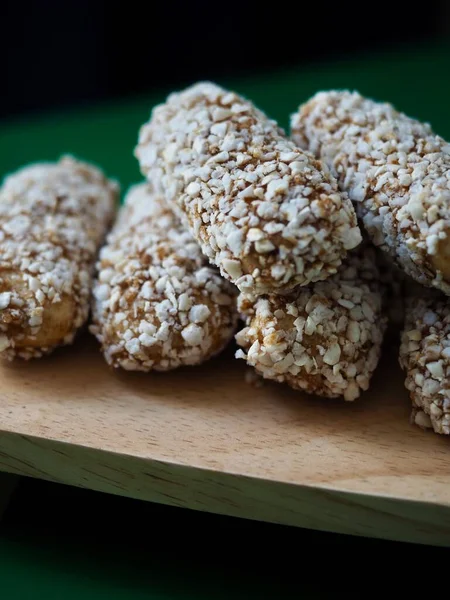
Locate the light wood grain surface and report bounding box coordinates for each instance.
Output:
[0,333,449,545]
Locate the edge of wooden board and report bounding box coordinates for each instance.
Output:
[0,430,449,547]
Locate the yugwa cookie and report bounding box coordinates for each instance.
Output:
[135,82,361,297]
[91,182,238,371]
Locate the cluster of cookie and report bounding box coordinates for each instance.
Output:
[1,84,448,435]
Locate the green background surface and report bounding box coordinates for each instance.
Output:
[1,39,450,199]
[0,39,449,598]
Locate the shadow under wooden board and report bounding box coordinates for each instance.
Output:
[0,332,448,546]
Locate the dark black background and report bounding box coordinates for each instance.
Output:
[1,0,449,120]
[2,475,447,595]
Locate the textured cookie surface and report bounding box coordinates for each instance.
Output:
[236,243,387,400]
[292,90,450,295]
[0,155,118,359]
[136,82,361,296]
[399,293,450,435]
[91,183,238,371]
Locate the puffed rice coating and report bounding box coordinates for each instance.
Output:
[235,242,387,400]
[0,155,118,360]
[399,292,450,435]
[90,182,238,371]
[135,82,361,296]
[291,90,450,296]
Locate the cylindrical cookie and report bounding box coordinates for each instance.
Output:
[235,243,387,401]
[399,292,450,435]
[291,90,450,296]
[135,82,361,297]
[90,182,238,371]
[0,156,118,360]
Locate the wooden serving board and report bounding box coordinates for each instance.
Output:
[0,332,448,546]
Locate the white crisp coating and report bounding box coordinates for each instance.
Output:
[291,90,450,296]
[90,183,238,371]
[0,155,118,360]
[235,243,387,401]
[135,82,361,296]
[399,293,450,435]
